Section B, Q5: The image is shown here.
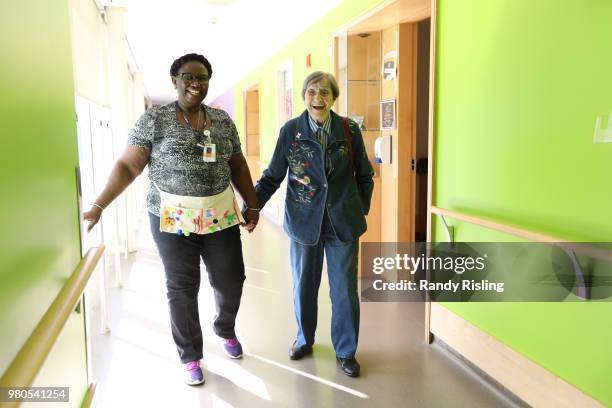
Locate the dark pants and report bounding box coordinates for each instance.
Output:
[149,213,246,363]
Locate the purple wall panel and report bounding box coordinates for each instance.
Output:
[209,88,236,121]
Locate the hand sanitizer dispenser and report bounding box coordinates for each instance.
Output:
[374,135,392,164]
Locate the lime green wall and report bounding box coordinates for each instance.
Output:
[434,0,612,404]
[229,0,612,404]
[0,0,85,392]
[227,0,612,403]
[232,0,381,163]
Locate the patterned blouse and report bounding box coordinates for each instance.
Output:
[127,102,242,216]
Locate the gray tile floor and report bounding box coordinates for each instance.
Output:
[90,215,518,408]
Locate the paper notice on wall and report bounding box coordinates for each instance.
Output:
[382,51,397,80]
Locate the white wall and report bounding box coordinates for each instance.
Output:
[68,0,148,338]
[69,0,110,106]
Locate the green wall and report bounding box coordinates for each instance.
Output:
[232,0,381,164]
[0,0,86,396]
[228,0,612,404]
[434,0,612,404]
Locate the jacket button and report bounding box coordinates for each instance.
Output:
[323,183,328,188]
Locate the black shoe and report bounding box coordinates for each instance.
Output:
[289,343,313,360]
[336,357,360,377]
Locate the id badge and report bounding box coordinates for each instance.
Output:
[202,143,216,162]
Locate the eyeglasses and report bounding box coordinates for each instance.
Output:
[306,88,332,98]
[178,73,210,83]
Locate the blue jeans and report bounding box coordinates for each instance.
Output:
[289,212,360,358]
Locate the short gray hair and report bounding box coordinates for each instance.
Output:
[301,71,339,100]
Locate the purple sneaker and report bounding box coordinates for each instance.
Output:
[185,360,205,386]
[222,337,243,359]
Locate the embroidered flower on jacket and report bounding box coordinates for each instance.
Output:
[288,137,318,204]
[292,164,304,175]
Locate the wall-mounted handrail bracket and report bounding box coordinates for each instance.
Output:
[440,215,454,243]
[562,249,590,300]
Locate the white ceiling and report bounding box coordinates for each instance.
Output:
[124,0,343,104]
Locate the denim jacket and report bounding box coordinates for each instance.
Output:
[256,110,374,245]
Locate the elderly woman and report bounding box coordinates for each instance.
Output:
[83,53,260,386]
[255,71,374,377]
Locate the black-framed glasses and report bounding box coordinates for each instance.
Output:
[178,73,210,83]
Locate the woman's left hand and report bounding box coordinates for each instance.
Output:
[242,208,259,233]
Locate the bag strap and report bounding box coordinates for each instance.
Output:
[341,117,356,179]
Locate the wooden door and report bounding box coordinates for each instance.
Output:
[244,87,261,179]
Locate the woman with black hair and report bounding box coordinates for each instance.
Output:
[84,53,260,386]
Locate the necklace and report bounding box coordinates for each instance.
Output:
[179,104,213,145]
[180,104,212,141]
[182,106,202,131]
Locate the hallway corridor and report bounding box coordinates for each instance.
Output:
[90,215,516,407]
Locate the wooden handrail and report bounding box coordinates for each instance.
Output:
[430,206,612,263]
[0,245,105,391]
[81,382,97,408]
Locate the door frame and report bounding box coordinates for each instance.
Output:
[243,84,260,157]
[332,0,435,341]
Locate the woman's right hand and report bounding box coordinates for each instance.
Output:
[83,206,103,232]
[81,145,150,233]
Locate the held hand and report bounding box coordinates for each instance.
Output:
[242,208,259,233]
[83,206,103,232]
